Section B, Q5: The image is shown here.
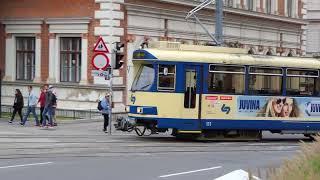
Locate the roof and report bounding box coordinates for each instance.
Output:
[133,43,320,69]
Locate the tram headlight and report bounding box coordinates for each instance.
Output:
[125,106,130,113]
[137,107,143,114]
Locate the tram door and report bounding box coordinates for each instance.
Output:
[183,65,202,121]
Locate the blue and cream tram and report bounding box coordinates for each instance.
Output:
[126,41,320,139]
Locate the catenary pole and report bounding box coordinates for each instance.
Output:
[215,0,224,45]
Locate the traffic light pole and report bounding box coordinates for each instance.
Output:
[108,53,114,136]
[108,0,114,136]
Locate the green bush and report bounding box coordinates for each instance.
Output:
[270,136,320,180]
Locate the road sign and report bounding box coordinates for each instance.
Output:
[91,70,110,78]
[93,37,109,53]
[91,53,110,70]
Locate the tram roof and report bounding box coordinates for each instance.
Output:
[133,48,320,69]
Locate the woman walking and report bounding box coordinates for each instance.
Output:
[9,89,24,123]
[38,86,47,124]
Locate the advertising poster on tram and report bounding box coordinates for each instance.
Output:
[237,96,320,118]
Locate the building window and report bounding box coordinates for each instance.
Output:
[16,37,35,81]
[225,0,233,7]
[266,0,272,14]
[60,37,81,83]
[247,0,254,11]
[287,0,293,17]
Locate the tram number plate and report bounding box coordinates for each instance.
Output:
[206,122,212,127]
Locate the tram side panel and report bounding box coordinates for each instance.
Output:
[128,92,202,131]
[201,94,320,133]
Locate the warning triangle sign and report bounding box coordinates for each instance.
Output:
[93,37,109,53]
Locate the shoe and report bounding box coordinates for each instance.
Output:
[54,123,57,126]
[8,120,13,124]
[20,123,25,126]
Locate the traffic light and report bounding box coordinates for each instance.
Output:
[114,42,124,69]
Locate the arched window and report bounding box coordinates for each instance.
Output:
[266,51,272,56]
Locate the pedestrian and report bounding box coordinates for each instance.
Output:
[21,86,40,126]
[42,85,54,128]
[52,88,57,126]
[99,93,110,133]
[9,89,24,124]
[38,86,46,124]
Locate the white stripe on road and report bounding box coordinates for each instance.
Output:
[0,162,53,169]
[159,166,222,178]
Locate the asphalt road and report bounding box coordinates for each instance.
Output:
[0,119,310,180]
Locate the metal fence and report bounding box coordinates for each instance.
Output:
[1,105,126,121]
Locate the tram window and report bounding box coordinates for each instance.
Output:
[131,64,155,91]
[208,65,245,94]
[249,67,283,95]
[286,69,319,96]
[158,65,176,91]
[184,69,196,108]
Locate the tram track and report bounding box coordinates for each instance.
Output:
[0,148,299,160]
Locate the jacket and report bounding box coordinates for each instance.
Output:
[38,92,46,107]
[100,97,110,114]
[27,91,38,107]
[13,94,24,109]
[45,91,55,108]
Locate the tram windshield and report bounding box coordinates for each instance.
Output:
[132,64,155,91]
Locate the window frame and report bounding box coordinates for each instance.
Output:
[184,68,197,109]
[15,37,36,81]
[131,63,155,92]
[208,64,246,94]
[247,0,254,11]
[285,68,319,96]
[157,64,176,92]
[225,0,233,7]
[266,0,272,14]
[248,66,284,95]
[59,37,82,83]
[286,68,319,78]
[249,66,283,76]
[287,0,293,17]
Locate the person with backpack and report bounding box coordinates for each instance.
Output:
[41,85,55,128]
[98,93,110,133]
[9,89,24,124]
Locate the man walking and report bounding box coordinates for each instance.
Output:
[42,86,54,128]
[21,86,39,126]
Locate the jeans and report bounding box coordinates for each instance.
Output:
[40,107,44,124]
[22,106,39,125]
[10,108,23,123]
[42,106,53,126]
[103,114,109,131]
